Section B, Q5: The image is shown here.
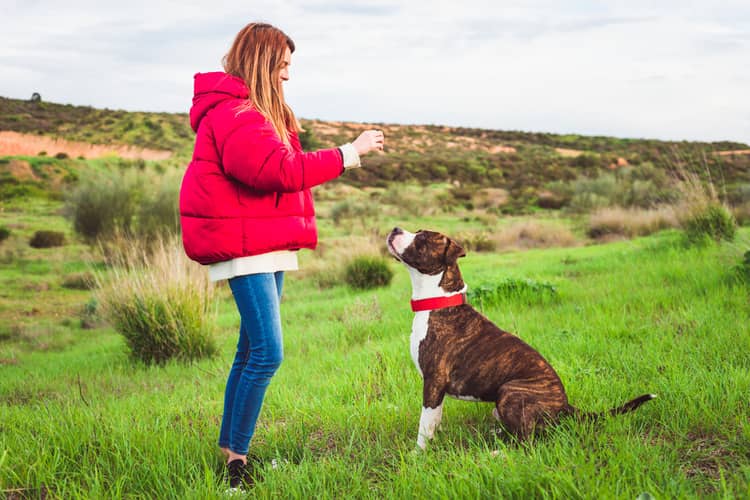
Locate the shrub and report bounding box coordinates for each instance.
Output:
[80,298,102,329]
[671,160,737,244]
[536,190,568,209]
[682,204,736,244]
[135,170,181,240]
[29,230,65,248]
[65,168,142,243]
[66,166,181,244]
[473,188,509,210]
[95,236,217,364]
[298,127,322,151]
[568,173,619,212]
[0,226,10,244]
[344,256,393,290]
[455,231,496,252]
[61,272,96,290]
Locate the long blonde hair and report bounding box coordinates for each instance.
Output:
[223,22,300,145]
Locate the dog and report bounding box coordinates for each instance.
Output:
[386,227,655,449]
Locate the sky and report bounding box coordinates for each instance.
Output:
[2,0,749,144]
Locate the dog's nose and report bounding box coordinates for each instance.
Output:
[392,227,403,235]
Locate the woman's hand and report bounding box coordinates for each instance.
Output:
[352,130,385,156]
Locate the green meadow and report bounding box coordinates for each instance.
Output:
[1,191,749,498]
[1,96,750,497]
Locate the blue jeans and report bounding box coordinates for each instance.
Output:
[218,272,284,455]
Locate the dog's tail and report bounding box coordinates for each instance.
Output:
[568,393,656,421]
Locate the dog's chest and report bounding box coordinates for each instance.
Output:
[410,311,430,376]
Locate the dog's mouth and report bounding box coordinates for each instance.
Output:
[386,238,402,261]
[386,231,403,262]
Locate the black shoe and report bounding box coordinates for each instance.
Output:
[227,458,253,490]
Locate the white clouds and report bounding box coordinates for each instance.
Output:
[0,1,748,143]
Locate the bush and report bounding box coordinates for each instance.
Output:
[568,173,619,212]
[65,166,181,244]
[0,226,10,244]
[95,236,217,364]
[135,171,181,240]
[344,256,394,290]
[670,159,736,244]
[66,169,142,243]
[682,204,736,244]
[298,127,322,151]
[80,298,102,329]
[61,272,96,290]
[455,231,495,252]
[29,230,65,248]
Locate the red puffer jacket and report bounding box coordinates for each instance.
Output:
[179,72,344,265]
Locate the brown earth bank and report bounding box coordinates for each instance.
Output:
[716,149,750,156]
[0,131,172,160]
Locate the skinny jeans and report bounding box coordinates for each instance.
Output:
[218,272,284,455]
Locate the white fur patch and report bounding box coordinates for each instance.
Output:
[390,230,415,254]
[417,404,443,449]
[407,269,445,300]
[410,311,429,376]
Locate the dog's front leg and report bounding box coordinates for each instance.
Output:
[417,404,443,450]
[417,385,445,450]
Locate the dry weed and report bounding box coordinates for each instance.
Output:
[587,206,678,239]
[492,221,579,250]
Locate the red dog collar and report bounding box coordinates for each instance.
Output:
[410,293,467,312]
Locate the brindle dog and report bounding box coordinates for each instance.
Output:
[387,227,654,449]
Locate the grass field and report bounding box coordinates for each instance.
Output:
[1,192,749,499]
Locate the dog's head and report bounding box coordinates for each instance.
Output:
[387,228,466,292]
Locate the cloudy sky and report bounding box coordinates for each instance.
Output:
[2,1,749,144]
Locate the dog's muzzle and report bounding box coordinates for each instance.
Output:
[387,227,404,260]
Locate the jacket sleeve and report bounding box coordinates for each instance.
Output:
[221,117,344,193]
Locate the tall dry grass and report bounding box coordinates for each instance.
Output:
[587,206,679,240]
[670,157,737,243]
[94,235,217,364]
[491,221,579,250]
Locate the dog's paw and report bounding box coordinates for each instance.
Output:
[410,445,426,456]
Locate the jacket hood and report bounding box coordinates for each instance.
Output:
[190,72,249,132]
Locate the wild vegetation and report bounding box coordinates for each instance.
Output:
[1,97,749,498]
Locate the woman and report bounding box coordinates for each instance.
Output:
[179,22,384,489]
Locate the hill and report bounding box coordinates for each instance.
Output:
[2,95,749,208]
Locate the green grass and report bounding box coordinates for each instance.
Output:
[1,189,749,498]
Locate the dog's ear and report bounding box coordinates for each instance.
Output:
[444,237,466,263]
